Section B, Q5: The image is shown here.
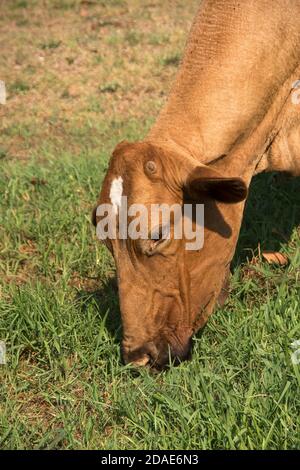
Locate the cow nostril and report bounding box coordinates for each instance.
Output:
[122,342,159,368]
[122,339,192,369]
[130,354,151,367]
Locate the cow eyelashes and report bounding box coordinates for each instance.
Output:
[135,226,171,256]
[146,225,171,255]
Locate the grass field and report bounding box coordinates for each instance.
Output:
[0,0,300,450]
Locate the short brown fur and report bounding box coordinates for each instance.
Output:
[93,0,300,368]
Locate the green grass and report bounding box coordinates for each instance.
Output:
[0,139,300,450]
[9,79,30,94]
[159,52,182,67]
[40,39,62,50]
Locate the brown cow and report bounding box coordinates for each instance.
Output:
[93,0,300,368]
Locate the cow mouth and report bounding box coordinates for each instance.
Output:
[122,335,193,370]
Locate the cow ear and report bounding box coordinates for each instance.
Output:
[185,166,248,203]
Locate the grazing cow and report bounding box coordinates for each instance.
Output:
[93,0,300,368]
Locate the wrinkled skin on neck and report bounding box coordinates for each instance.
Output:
[93,141,247,368]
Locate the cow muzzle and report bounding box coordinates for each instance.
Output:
[122,336,192,370]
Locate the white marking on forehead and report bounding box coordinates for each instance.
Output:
[109,176,123,213]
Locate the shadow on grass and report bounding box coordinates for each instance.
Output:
[233,172,300,267]
[76,277,122,342]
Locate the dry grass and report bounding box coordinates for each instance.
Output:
[0,0,198,159]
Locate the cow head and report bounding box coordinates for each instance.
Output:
[93,141,248,369]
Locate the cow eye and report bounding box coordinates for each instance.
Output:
[145,160,157,174]
[145,225,171,255]
[135,226,171,256]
